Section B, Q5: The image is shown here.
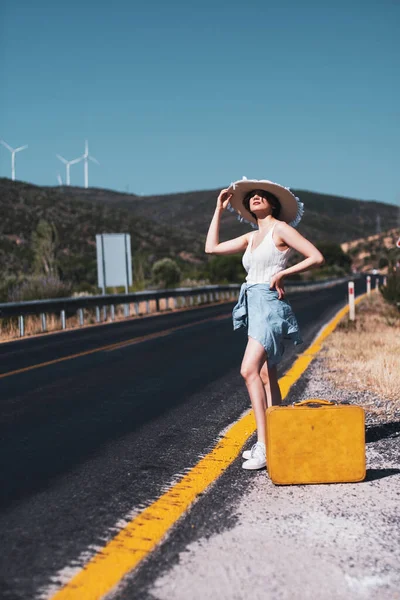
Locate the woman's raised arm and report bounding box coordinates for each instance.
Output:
[205,189,250,255]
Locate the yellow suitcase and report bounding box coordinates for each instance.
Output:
[266,399,366,485]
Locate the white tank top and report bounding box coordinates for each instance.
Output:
[242,222,292,284]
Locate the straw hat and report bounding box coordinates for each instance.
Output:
[226,177,304,229]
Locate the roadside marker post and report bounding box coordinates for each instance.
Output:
[348,281,355,320]
[366,275,371,295]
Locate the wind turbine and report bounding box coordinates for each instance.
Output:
[81,139,99,188]
[57,173,63,186]
[56,153,82,186]
[0,139,28,180]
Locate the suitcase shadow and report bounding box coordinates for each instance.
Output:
[364,421,400,481]
[364,468,400,482]
[365,420,400,442]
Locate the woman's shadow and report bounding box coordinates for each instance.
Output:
[364,420,400,482]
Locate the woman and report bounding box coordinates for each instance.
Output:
[205,178,325,470]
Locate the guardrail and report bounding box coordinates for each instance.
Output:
[0,274,364,338]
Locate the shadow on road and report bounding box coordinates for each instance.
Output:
[364,468,400,482]
[365,421,400,443]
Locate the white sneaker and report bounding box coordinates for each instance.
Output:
[242,443,256,460]
[242,441,266,470]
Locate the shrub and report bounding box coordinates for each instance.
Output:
[0,275,21,303]
[315,242,352,271]
[205,255,244,284]
[31,219,60,277]
[380,269,400,311]
[300,264,347,281]
[151,258,182,288]
[378,256,389,269]
[8,276,73,302]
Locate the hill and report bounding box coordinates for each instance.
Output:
[340,228,399,274]
[0,178,206,292]
[57,183,397,243]
[1,177,398,297]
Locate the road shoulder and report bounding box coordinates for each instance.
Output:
[130,352,400,600]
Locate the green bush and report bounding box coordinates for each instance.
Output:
[0,275,21,303]
[205,255,244,284]
[315,242,352,270]
[378,256,389,269]
[302,264,347,281]
[151,258,182,288]
[380,269,400,311]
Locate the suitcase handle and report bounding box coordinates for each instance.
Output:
[292,399,337,407]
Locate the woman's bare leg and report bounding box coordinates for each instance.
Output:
[240,337,269,446]
[260,362,282,408]
[259,362,282,453]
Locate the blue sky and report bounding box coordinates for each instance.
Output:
[0,0,399,207]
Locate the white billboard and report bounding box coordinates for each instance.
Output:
[96,233,132,293]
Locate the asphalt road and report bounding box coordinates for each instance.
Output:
[0,277,375,599]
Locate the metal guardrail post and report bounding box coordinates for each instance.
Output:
[134,302,139,316]
[102,306,107,321]
[110,305,115,321]
[146,300,150,314]
[124,303,130,317]
[60,310,66,330]
[78,308,84,326]
[96,306,100,323]
[41,313,47,332]
[19,315,24,337]
[156,298,160,312]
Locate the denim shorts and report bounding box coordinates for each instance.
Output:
[232,282,304,366]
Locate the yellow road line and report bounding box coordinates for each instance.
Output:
[49,292,369,600]
[0,313,230,380]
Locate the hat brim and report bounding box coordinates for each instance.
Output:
[226,179,302,227]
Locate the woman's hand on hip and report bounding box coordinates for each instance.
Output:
[216,188,233,211]
[269,273,286,300]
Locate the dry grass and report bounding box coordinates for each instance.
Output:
[320,290,400,414]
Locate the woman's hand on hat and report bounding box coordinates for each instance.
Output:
[269,273,285,300]
[216,188,233,212]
